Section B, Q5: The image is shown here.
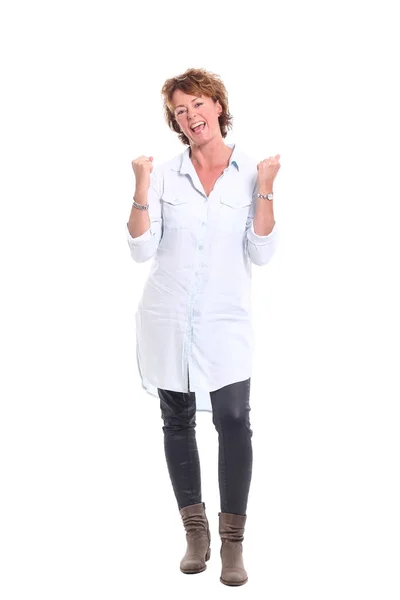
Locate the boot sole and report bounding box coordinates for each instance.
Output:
[180,547,211,574]
[220,575,248,586]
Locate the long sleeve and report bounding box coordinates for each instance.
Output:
[245,218,278,266]
[244,179,279,266]
[126,166,163,263]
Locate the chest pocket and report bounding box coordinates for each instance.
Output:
[162,193,191,229]
[218,191,252,233]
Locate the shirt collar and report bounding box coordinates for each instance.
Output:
[171,143,240,175]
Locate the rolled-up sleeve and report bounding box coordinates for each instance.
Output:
[244,178,279,266]
[126,166,163,263]
[245,218,278,266]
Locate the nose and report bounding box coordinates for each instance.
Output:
[187,107,198,121]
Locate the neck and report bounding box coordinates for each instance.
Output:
[189,139,233,170]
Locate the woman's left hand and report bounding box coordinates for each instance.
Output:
[257,154,281,188]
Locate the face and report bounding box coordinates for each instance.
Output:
[171,90,223,144]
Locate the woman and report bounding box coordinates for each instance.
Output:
[126,68,280,586]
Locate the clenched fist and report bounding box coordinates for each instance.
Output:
[131,155,154,191]
[257,154,281,188]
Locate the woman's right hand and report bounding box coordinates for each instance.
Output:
[131,155,154,191]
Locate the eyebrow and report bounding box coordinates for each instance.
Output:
[174,97,201,110]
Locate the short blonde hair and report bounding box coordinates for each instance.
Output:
[161,67,233,146]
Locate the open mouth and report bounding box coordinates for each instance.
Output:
[191,122,206,134]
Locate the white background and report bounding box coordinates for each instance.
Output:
[1,0,399,598]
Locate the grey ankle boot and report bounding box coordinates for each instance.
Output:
[179,502,211,574]
[218,511,248,586]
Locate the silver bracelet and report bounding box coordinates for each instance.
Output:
[132,197,149,210]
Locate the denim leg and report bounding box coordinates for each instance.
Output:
[210,378,253,515]
[158,388,202,510]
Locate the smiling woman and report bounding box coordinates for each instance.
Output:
[126,66,279,587]
[161,67,233,149]
[172,91,220,150]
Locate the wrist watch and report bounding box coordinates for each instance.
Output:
[257,192,274,201]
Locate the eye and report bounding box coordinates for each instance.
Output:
[175,102,203,117]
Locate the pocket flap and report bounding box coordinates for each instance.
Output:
[162,193,188,205]
[220,195,252,209]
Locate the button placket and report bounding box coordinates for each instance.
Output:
[185,208,208,386]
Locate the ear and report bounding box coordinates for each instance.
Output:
[216,99,223,116]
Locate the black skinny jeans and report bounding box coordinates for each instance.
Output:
[158,378,253,515]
